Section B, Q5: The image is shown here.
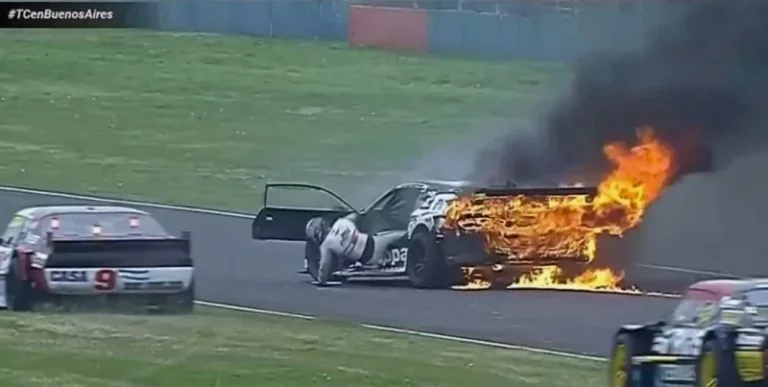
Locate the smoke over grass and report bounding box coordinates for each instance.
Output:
[472,0,768,282]
[477,0,768,185]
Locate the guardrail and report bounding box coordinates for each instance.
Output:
[110,0,690,62]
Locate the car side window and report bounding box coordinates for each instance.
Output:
[387,187,423,228]
[1,215,28,246]
[370,191,396,212]
[671,299,700,325]
[695,301,719,327]
[670,289,721,327]
[361,188,424,233]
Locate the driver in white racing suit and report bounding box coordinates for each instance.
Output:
[305,213,404,286]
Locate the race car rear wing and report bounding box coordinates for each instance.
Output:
[44,231,192,268]
[471,186,598,199]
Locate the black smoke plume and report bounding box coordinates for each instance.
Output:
[477,0,768,186]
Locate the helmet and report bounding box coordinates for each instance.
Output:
[305,217,330,245]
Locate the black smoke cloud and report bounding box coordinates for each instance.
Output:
[465,0,768,287]
[476,0,768,186]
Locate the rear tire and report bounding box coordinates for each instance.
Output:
[6,258,33,312]
[175,280,195,314]
[406,231,461,289]
[696,339,718,387]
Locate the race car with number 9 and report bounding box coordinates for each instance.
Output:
[0,205,195,313]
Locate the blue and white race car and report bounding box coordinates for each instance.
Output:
[252,180,597,288]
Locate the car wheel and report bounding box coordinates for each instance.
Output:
[609,333,634,387]
[174,279,195,314]
[6,258,33,312]
[696,339,718,387]
[406,231,461,289]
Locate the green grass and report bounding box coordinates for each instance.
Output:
[0,29,565,210]
[0,307,603,387]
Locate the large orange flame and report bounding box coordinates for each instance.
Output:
[445,126,677,292]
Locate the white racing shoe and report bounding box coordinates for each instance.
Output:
[311,280,342,287]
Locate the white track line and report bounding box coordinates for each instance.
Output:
[194,300,606,362]
[636,263,744,278]
[0,185,254,219]
[0,184,741,362]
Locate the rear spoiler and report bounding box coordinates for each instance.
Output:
[471,186,598,198]
[44,231,192,268]
[45,231,190,251]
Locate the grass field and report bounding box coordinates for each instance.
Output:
[0,30,599,386]
[0,307,603,387]
[0,29,565,210]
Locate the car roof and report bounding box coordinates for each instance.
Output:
[685,278,768,298]
[16,205,149,220]
[736,279,768,293]
[397,180,478,194]
[687,279,744,297]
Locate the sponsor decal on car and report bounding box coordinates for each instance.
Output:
[655,364,695,386]
[50,270,88,282]
[118,269,183,291]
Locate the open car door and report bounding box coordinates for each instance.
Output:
[252,183,358,241]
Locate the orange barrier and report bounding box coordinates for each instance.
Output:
[348,5,428,52]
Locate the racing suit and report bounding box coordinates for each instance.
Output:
[316,213,404,285]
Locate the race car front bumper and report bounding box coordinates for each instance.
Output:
[628,351,765,387]
[629,355,697,387]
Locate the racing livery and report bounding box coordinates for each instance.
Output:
[610,279,768,387]
[251,180,597,288]
[0,206,195,313]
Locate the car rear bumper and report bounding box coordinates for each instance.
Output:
[439,232,591,267]
[35,291,193,313]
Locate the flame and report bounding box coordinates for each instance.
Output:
[446,127,677,293]
[511,266,628,292]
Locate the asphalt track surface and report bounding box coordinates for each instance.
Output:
[0,187,731,358]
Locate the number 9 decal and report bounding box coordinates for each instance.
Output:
[94,269,117,291]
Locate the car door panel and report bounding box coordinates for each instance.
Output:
[252,208,348,241]
[252,183,357,241]
[0,215,27,275]
[375,233,409,269]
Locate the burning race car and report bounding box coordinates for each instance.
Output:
[609,279,768,387]
[253,128,682,291]
[252,180,603,288]
[0,206,195,313]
